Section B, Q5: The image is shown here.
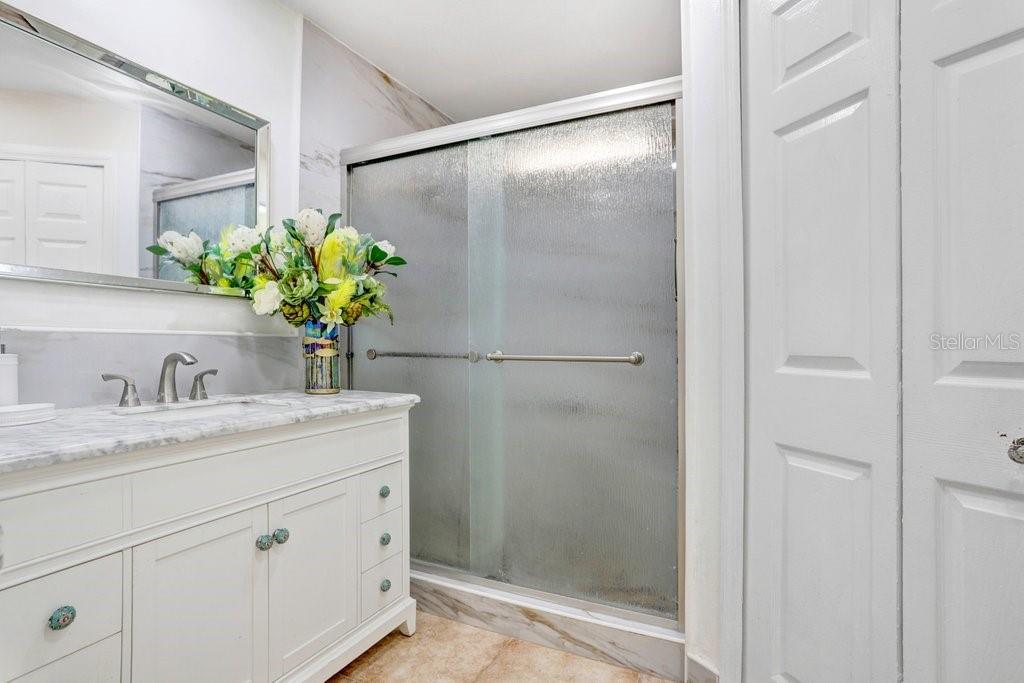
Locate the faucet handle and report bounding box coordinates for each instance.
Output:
[101,373,141,408]
[189,369,218,401]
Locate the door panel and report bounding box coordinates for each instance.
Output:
[268,479,359,679]
[0,159,25,264]
[902,1,1024,680]
[743,0,900,680]
[24,161,103,272]
[132,508,269,683]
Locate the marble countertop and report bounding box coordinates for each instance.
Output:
[0,390,419,476]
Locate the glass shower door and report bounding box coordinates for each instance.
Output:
[349,103,678,619]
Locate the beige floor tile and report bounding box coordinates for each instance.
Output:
[338,612,511,683]
[474,638,640,683]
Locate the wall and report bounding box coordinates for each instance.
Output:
[299,19,451,212]
[1,1,447,408]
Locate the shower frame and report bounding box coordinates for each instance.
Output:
[339,77,685,632]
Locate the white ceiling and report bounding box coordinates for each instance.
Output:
[282,0,681,122]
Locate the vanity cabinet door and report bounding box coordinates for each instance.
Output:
[132,508,269,683]
[267,478,359,679]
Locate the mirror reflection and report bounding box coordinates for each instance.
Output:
[0,16,262,286]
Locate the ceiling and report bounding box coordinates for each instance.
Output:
[282,0,681,122]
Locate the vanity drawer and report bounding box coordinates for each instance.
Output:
[360,553,403,622]
[11,633,121,682]
[0,554,122,681]
[360,506,403,570]
[0,477,126,578]
[359,462,402,522]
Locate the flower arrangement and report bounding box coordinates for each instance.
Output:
[148,209,406,394]
[147,208,406,330]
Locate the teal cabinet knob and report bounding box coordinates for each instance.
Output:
[273,528,290,544]
[255,534,275,551]
[379,532,392,546]
[379,485,391,499]
[380,578,392,592]
[48,605,76,631]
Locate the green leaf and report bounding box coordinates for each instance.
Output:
[384,256,406,266]
[369,245,388,263]
[146,244,169,256]
[376,270,398,277]
[328,213,343,230]
[282,218,295,229]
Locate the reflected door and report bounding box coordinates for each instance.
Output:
[350,104,678,618]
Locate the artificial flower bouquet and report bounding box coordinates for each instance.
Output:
[147,208,406,330]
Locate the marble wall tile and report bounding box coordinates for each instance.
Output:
[410,572,685,682]
[298,20,452,212]
[4,328,300,409]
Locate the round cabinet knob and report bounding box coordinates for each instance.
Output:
[380,532,392,546]
[1010,438,1024,464]
[48,605,76,631]
[379,485,391,499]
[273,528,290,545]
[380,578,392,592]
[255,534,275,551]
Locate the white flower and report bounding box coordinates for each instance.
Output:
[225,225,262,254]
[158,230,205,266]
[374,240,396,259]
[335,225,360,244]
[295,208,328,247]
[251,281,283,315]
[265,225,287,250]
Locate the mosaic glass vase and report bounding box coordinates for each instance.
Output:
[302,320,341,394]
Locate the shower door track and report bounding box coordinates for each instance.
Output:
[339,77,682,167]
[341,78,686,632]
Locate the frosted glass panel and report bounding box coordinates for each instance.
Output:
[349,104,677,617]
[156,184,255,281]
[349,144,471,569]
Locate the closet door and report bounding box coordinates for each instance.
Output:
[0,160,25,264]
[24,161,103,272]
[132,508,269,683]
[742,0,900,680]
[902,2,1024,680]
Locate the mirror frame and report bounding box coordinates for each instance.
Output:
[0,2,270,296]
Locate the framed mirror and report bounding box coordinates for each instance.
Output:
[0,2,269,295]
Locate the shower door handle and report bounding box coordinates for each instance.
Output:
[485,350,644,366]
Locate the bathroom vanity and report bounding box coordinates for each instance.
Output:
[0,391,418,682]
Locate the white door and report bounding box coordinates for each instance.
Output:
[24,161,103,272]
[742,0,900,680]
[902,2,1024,681]
[268,479,359,679]
[0,160,25,265]
[132,508,269,683]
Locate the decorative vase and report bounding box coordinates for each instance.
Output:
[302,320,341,394]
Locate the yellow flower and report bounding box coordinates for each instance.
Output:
[320,276,358,324]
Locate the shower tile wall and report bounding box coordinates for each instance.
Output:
[298,20,451,212]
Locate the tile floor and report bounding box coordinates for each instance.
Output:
[330,611,674,683]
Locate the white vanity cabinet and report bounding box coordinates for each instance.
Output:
[0,400,416,683]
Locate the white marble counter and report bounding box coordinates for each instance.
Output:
[0,390,419,475]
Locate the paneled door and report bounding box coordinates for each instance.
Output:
[902,2,1024,680]
[268,479,359,679]
[0,159,25,264]
[742,0,900,680]
[24,160,103,272]
[132,508,269,683]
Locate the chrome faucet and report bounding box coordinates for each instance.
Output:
[156,352,198,404]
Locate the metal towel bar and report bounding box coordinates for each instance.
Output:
[485,350,644,366]
[366,349,480,362]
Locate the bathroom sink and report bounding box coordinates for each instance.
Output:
[114,398,288,423]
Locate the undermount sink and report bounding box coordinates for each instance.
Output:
[114,397,288,423]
